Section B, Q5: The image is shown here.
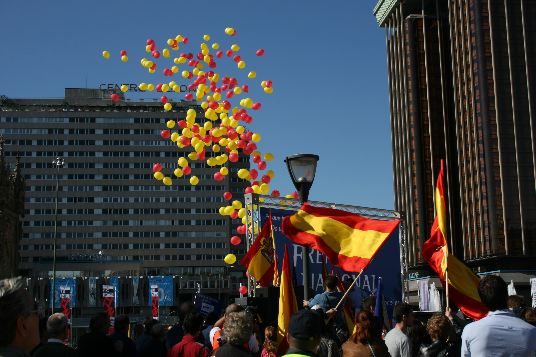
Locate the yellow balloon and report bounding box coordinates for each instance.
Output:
[173,168,183,177]
[260,183,270,194]
[242,216,247,224]
[220,167,229,176]
[121,55,128,62]
[232,200,243,210]
[237,169,249,179]
[120,84,128,92]
[212,43,220,50]
[224,253,237,265]
[147,83,155,91]
[252,133,262,142]
[231,44,240,52]
[162,48,170,58]
[145,45,152,52]
[224,206,234,215]
[166,120,175,129]
[252,185,261,194]
[248,71,257,79]
[163,177,172,186]
[138,83,148,91]
[237,61,246,69]
[264,87,273,94]
[178,157,189,167]
[212,144,221,153]
[238,208,246,219]
[182,70,190,78]
[218,206,225,215]
[190,176,199,185]
[233,87,242,95]
[264,153,274,161]
[153,172,164,180]
[188,152,198,160]
[236,126,245,134]
[224,28,235,36]
[194,142,204,153]
[170,132,179,142]
[203,34,211,41]
[164,103,172,111]
[161,84,170,92]
[102,50,110,59]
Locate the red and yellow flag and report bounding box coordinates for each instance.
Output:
[240,216,276,287]
[422,160,488,320]
[282,204,400,272]
[277,245,298,355]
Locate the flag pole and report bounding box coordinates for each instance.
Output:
[334,269,364,311]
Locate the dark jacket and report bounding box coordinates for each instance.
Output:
[77,332,115,357]
[33,341,78,357]
[214,343,253,357]
[110,331,136,357]
[419,341,459,357]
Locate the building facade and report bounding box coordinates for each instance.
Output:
[0,138,25,279]
[374,0,536,279]
[0,88,249,294]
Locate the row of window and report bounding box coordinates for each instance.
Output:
[24,219,226,227]
[26,196,226,204]
[23,231,226,240]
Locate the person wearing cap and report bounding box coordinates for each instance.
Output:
[282,309,324,357]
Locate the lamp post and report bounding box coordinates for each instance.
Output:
[51,157,64,313]
[284,154,319,301]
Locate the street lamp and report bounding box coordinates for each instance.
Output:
[284,153,319,301]
[51,157,64,313]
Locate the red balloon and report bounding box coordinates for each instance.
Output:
[233,55,241,63]
[242,85,249,93]
[226,50,233,57]
[252,102,262,111]
[214,172,224,181]
[208,101,219,110]
[271,190,280,197]
[179,136,190,146]
[237,225,247,234]
[160,130,171,139]
[256,49,265,56]
[152,50,160,58]
[244,187,253,194]
[258,161,267,170]
[110,93,120,102]
[239,285,248,295]
[261,175,271,184]
[209,61,217,69]
[223,192,233,201]
[156,83,163,92]
[216,50,223,58]
[230,236,241,245]
[182,166,192,175]
[150,63,157,70]
[226,91,234,99]
[252,155,261,164]
[164,68,173,76]
[183,37,189,44]
[185,93,193,100]
[178,120,188,128]
[152,163,162,172]
[120,50,127,56]
[227,129,238,140]
[198,150,206,160]
[229,153,239,163]
[146,39,155,45]
[150,43,155,51]
[291,191,299,199]
[230,211,238,219]
[160,96,168,104]
[246,142,257,152]
[265,80,273,88]
[197,52,204,60]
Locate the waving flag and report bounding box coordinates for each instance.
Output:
[277,245,298,355]
[422,160,488,320]
[282,204,400,272]
[240,215,276,287]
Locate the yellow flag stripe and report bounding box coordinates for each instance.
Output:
[289,212,391,259]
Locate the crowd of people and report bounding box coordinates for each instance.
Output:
[1,275,535,357]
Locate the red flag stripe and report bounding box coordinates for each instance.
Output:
[300,204,400,233]
[282,221,372,272]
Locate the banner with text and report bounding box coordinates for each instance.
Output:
[147,276,174,307]
[51,278,77,309]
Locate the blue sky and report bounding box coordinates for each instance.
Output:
[0,0,393,210]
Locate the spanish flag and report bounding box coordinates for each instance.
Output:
[422,160,488,320]
[277,245,298,355]
[282,205,400,272]
[240,215,276,287]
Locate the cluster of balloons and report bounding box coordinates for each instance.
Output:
[102,28,299,294]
